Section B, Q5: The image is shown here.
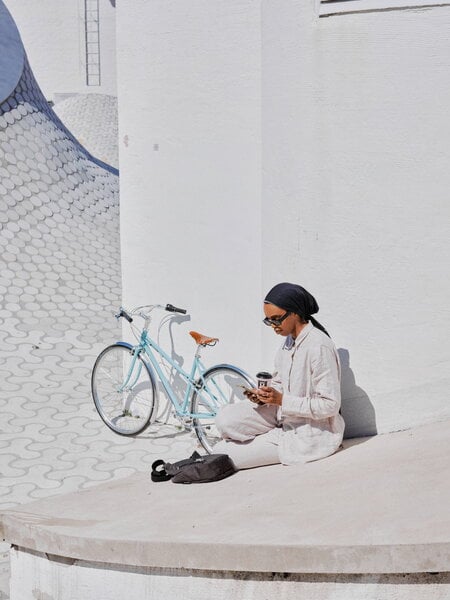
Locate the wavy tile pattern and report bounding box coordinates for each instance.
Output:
[53,94,119,169]
[0,58,194,600]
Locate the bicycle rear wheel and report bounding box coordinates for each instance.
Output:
[91,344,156,435]
[190,365,253,453]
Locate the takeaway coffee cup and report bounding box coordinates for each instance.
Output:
[256,371,272,388]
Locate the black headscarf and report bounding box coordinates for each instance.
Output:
[264,282,330,337]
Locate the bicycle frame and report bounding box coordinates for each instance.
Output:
[122,329,217,420]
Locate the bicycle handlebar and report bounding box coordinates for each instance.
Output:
[115,308,133,322]
[116,303,187,322]
[165,303,187,314]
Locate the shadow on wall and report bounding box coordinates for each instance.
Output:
[338,348,377,439]
[152,313,192,422]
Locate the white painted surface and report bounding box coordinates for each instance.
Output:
[9,548,450,600]
[116,1,450,436]
[260,0,450,436]
[3,0,116,100]
[116,0,262,375]
[0,1,23,103]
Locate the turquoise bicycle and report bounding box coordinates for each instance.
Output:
[91,303,254,453]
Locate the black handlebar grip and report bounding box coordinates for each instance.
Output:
[165,303,187,314]
[120,309,133,322]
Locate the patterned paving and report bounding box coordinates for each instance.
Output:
[0,27,194,600]
[54,94,119,169]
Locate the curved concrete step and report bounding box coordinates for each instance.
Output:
[1,419,449,575]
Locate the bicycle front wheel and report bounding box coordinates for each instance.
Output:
[191,365,254,453]
[91,344,156,435]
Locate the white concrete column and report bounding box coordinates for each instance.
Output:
[116,0,262,372]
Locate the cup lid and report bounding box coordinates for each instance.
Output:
[256,371,272,379]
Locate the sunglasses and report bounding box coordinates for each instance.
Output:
[263,311,291,327]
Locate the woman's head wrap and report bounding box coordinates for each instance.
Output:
[264,282,330,337]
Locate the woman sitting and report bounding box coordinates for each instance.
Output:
[214,282,345,469]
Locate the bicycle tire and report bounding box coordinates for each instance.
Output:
[190,364,254,453]
[91,343,156,435]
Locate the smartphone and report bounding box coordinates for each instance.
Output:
[238,385,264,405]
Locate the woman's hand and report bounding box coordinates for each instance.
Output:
[243,386,283,406]
[243,387,264,405]
[255,386,283,406]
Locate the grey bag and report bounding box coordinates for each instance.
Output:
[151,451,236,484]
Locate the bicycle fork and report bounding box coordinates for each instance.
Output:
[117,348,144,415]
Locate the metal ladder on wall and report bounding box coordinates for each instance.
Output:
[85,0,101,86]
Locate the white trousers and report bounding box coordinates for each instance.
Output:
[214,400,282,470]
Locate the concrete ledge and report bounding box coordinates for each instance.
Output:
[9,548,450,600]
[1,420,450,575]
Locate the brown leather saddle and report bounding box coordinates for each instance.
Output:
[189,331,219,347]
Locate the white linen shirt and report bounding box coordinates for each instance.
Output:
[272,322,345,465]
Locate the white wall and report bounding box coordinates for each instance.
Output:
[116,0,262,374]
[3,0,116,100]
[116,0,450,435]
[261,0,450,435]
